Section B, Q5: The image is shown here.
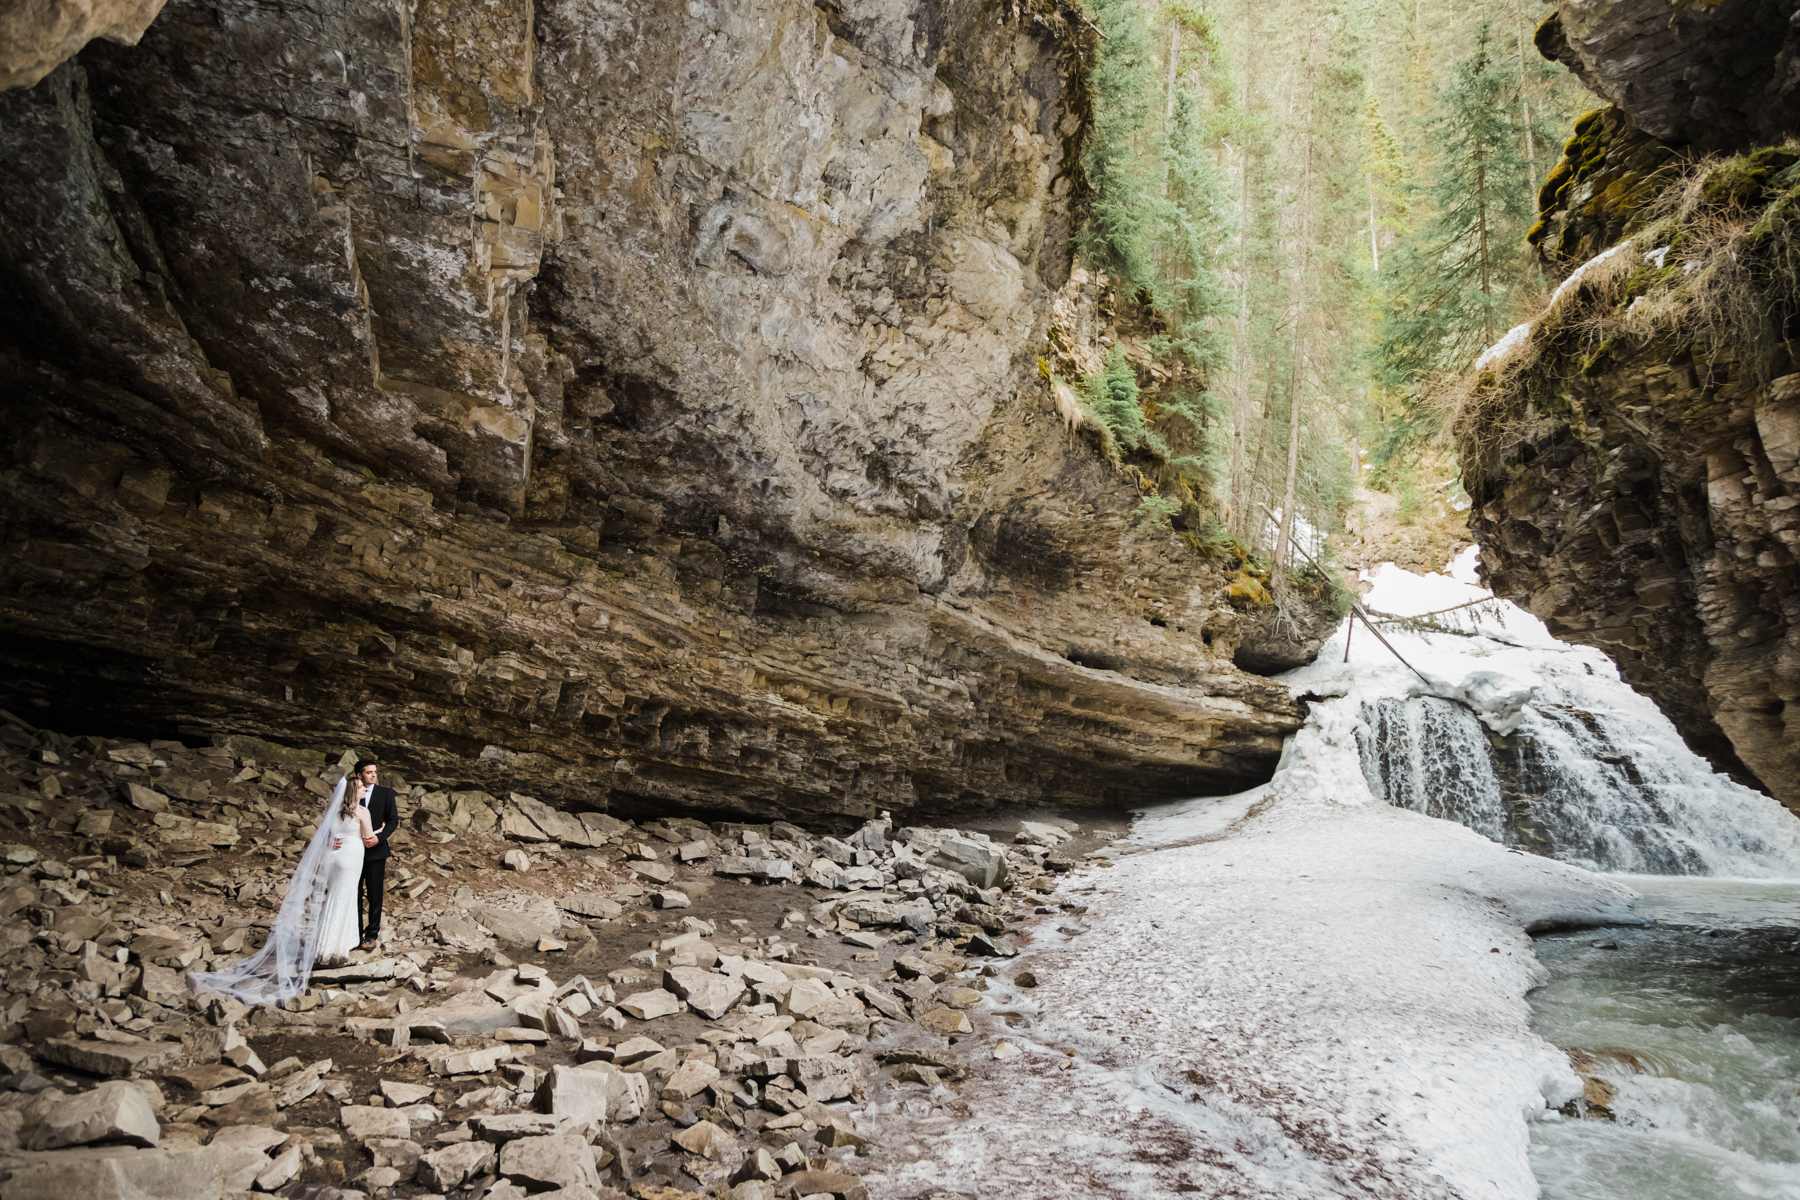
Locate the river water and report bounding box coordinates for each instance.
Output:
[1528,878,1800,1199]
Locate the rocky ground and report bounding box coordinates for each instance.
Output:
[0,714,1120,1199]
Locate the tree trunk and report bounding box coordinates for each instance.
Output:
[1516,22,1538,189]
[1367,171,1381,275]
[1165,22,1181,133]
[1273,37,1319,592]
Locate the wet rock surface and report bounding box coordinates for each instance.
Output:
[0,729,1123,1197]
[0,0,1320,823]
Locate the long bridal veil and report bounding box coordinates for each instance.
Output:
[189,775,345,1006]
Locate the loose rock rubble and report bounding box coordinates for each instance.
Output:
[0,718,1105,1197]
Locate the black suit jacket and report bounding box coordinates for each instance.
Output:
[360,784,399,861]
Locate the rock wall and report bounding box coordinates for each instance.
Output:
[1462,1,1800,811]
[0,0,1316,820]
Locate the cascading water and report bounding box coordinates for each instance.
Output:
[1298,550,1800,1200]
[1332,553,1800,878]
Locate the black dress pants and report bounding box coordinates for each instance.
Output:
[358,855,387,940]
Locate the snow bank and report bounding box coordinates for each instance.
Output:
[865,769,1633,1200]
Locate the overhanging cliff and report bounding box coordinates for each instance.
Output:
[1461,0,1800,811]
[0,0,1316,819]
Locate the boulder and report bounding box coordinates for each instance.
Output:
[416,1139,496,1190]
[619,988,682,1020]
[39,1039,181,1078]
[534,1063,650,1123]
[663,967,746,1020]
[498,1132,602,1192]
[22,1082,160,1150]
[0,1143,269,1199]
[340,1104,410,1141]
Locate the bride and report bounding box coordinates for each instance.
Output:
[190,772,378,1005]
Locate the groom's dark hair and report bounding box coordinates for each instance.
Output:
[355,758,378,774]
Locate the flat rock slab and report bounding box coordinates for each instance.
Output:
[379,1080,435,1106]
[40,1039,182,1079]
[340,1104,411,1141]
[471,1113,564,1142]
[535,1063,650,1123]
[498,1132,601,1192]
[716,855,796,883]
[468,900,561,946]
[558,893,623,920]
[0,1143,270,1199]
[416,1139,496,1191]
[619,988,682,1020]
[310,958,405,985]
[433,1045,512,1076]
[23,1082,160,1150]
[663,967,746,1020]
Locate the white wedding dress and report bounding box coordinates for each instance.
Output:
[190,775,371,1005]
[316,809,368,964]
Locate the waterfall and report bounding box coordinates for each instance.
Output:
[1356,697,1506,842]
[1317,559,1800,879]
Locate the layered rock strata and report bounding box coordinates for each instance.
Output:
[0,0,1313,818]
[1462,1,1800,810]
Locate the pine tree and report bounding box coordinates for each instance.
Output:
[1378,23,1530,392]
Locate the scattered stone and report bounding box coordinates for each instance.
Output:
[499,1132,603,1192]
[663,967,746,1020]
[434,1045,512,1076]
[619,988,683,1020]
[918,1008,974,1036]
[671,1118,734,1159]
[535,1063,651,1123]
[716,855,796,883]
[378,1079,433,1108]
[630,860,676,884]
[653,889,691,909]
[40,1038,181,1078]
[785,1168,871,1199]
[417,1139,496,1190]
[123,783,169,813]
[662,1059,720,1100]
[559,893,624,920]
[22,1081,161,1150]
[341,1104,411,1142]
[471,1113,562,1142]
[254,1144,303,1191]
[502,849,531,871]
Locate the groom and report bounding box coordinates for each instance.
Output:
[352,758,399,950]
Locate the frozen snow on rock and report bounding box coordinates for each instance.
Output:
[1475,321,1533,373]
[1474,243,1634,375]
[1547,241,1631,310]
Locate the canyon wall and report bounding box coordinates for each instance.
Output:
[1462,0,1800,810]
[0,0,1314,819]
